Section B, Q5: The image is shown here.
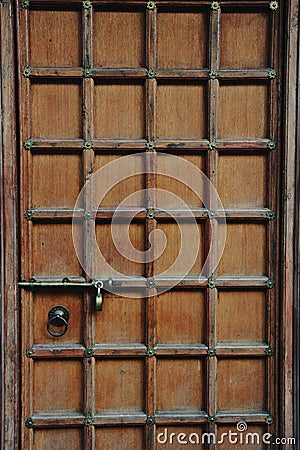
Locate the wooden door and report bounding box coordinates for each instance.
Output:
[17,1,282,448]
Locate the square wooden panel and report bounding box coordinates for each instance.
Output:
[218,153,267,207]
[217,359,265,410]
[32,153,82,208]
[156,359,204,411]
[32,223,82,276]
[95,222,145,277]
[93,9,145,68]
[220,11,270,69]
[95,359,144,412]
[95,294,145,343]
[33,360,83,412]
[94,153,145,208]
[95,427,144,450]
[157,10,207,68]
[217,291,266,343]
[156,290,205,344]
[33,429,83,450]
[33,290,84,344]
[94,82,145,139]
[29,9,81,67]
[156,154,206,208]
[218,425,266,449]
[156,426,206,449]
[218,223,266,276]
[218,83,268,139]
[157,83,206,139]
[31,81,82,139]
[154,222,204,277]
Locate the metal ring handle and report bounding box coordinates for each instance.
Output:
[47,306,69,337]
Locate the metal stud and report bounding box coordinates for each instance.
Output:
[22,66,31,78]
[84,348,94,358]
[25,348,35,358]
[266,210,276,221]
[146,209,155,220]
[83,140,93,150]
[207,348,216,357]
[25,417,34,428]
[266,415,274,425]
[20,0,30,8]
[146,279,156,289]
[266,278,275,289]
[209,70,218,80]
[208,210,217,219]
[24,209,34,221]
[146,69,156,79]
[146,347,156,358]
[84,211,93,221]
[82,0,91,9]
[84,68,93,78]
[211,1,220,10]
[146,416,156,426]
[208,415,216,423]
[208,141,217,151]
[267,140,276,151]
[265,347,275,357]
[146,140,156,150]
[84,415,94,426]
[269,1,279,10]
[147,1,156,10]
[208,276,216,289]
[268,69,277,79]
[23,139,34,151]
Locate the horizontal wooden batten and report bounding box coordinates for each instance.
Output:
[27,413,85,428]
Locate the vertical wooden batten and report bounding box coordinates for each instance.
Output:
[0,0,19,449]
[282,0,298,442]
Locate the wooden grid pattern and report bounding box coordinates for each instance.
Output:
[18,1,281,449]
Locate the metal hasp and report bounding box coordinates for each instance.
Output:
[95,281,104,311]
[47,306,69,337]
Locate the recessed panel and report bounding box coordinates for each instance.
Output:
[94,9,145,67]
[220,12,269,68]
[217,291,266,342]
[30,9,81,67]
[156,290,205,344]
[218,425,265,449]
[218,154,267,207]
[157,83,206,139]
[33,291,84,344]
[33,429,83,450]
[95,294,144,343]
[156,359,204,411]
[94,153,145,208]
[156,154,206,208]
[218,223,266,276]
[95,359,144,412]
[94,82,144,139]
[31,82,82,138]
[218,359,265,410]
[218,83,268,138]
[157,11,207,68]
[33,360,83,412]
[155,223,204,277]
[156,426,206,449]
[32,224,82,276]
[95,223,145,276]
[32,153,82,208]
[96,427,144,450]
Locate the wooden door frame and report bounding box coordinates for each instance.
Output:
[0,1,298,448]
